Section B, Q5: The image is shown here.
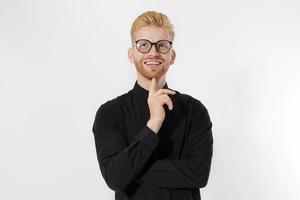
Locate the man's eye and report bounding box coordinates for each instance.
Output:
[158,43,169,50]
[158,44,166,48]
[140,43,149,47]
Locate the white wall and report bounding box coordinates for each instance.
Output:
[1,0,299,199]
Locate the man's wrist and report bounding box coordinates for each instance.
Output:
[146,119,163,134]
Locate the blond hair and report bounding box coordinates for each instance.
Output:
[130,11,175,43]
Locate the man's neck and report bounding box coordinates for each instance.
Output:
[136,73,166,91]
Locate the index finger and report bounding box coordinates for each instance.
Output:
[149,77,157,94]
[157,89,176,96]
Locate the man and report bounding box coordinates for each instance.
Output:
[92,11,213,200]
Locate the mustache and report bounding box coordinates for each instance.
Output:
[142,57,164,62]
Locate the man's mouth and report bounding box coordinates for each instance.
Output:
[143,61,162,65]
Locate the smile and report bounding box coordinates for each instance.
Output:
[143,61,162,65]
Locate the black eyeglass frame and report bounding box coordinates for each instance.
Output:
[134,39,173,54]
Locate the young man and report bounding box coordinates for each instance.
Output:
[92,11,213,200]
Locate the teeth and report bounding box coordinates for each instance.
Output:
[144,61,161,65]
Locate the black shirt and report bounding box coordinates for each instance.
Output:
[92,80,213,200]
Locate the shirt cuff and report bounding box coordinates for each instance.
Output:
[134,125,158,151]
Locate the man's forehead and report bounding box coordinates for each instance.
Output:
[133,26,172,42]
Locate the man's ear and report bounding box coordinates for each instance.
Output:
[128,48,134,64]
[170,49,176,65]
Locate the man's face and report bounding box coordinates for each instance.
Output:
[128,26,176,80]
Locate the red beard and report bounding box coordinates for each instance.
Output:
[134,57,169,80]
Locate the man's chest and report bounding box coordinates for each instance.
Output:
[120,101,190,159]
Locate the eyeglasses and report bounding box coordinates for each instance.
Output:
[135,39,173,54]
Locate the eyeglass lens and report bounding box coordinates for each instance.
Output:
[136,40,171,53]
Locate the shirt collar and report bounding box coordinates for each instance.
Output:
[131,80,169,99]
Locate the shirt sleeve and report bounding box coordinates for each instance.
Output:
[92,104,159,192]
[136,101,213,189]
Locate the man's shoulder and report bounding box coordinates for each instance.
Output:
[96,92,129,113]
[174,90,208,112]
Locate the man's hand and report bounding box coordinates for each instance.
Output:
[146,77,176,134]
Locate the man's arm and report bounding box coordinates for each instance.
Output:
[92,104,158,192]
[136,101,213,189]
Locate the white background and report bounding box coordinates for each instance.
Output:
[1,0,300,199]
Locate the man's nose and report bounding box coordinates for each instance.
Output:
[148,44,160,56]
